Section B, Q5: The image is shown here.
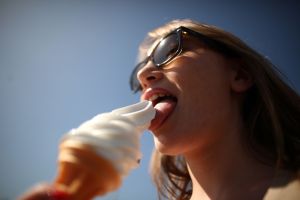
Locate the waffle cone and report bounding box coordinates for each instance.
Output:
[54,140,121,200]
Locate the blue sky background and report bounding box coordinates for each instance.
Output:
[0,1,299,199]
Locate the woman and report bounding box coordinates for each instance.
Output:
[130,19,300,200]
[20,19,300,200]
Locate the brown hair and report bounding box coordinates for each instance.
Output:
[137,19,300,200]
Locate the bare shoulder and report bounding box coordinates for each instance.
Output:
[264,172,300,200]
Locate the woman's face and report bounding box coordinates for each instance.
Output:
[138,36,241,156]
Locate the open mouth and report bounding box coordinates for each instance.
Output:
[149,93,178,107]
[147,92,178,131]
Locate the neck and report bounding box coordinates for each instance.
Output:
[184,125,275,200]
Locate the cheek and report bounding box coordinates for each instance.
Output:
[154,54,234,154]
[171,60,233,134]
[175,62,231,113]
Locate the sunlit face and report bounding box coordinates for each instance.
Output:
[138,36,241,156]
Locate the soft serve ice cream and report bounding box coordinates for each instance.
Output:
[54,100,156,199]
[58,100,156,180]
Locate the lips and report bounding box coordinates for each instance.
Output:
[142,88,177,131]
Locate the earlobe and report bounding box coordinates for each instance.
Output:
[231,67,253,93]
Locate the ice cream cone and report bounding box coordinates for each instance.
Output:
[54,139,121,200]
[53,101,155,199]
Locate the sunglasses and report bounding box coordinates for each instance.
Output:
[129,26,237,93]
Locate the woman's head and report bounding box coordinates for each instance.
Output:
[131,22,252,156]
[129,19,300,199]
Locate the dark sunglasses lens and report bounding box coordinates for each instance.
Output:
[130,62,145,92]
[153,33,180,66]
[130,31,180,93]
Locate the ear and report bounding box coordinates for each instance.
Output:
[230,66,253,93]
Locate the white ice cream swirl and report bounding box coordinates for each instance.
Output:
[62,100,155,177]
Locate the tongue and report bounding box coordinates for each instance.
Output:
[150,99,177,130]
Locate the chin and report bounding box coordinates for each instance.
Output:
[153,137,183,156]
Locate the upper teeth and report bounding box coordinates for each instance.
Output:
[149,93,170,102]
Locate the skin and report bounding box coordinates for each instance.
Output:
[138,37,276,200]
[18,184,57,200]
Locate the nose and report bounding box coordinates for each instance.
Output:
[137,62,163,91]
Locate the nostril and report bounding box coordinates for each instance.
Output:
[146,76,156,81]
[139,68,163,90]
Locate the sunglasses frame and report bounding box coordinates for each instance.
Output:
[130,26,237,93]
